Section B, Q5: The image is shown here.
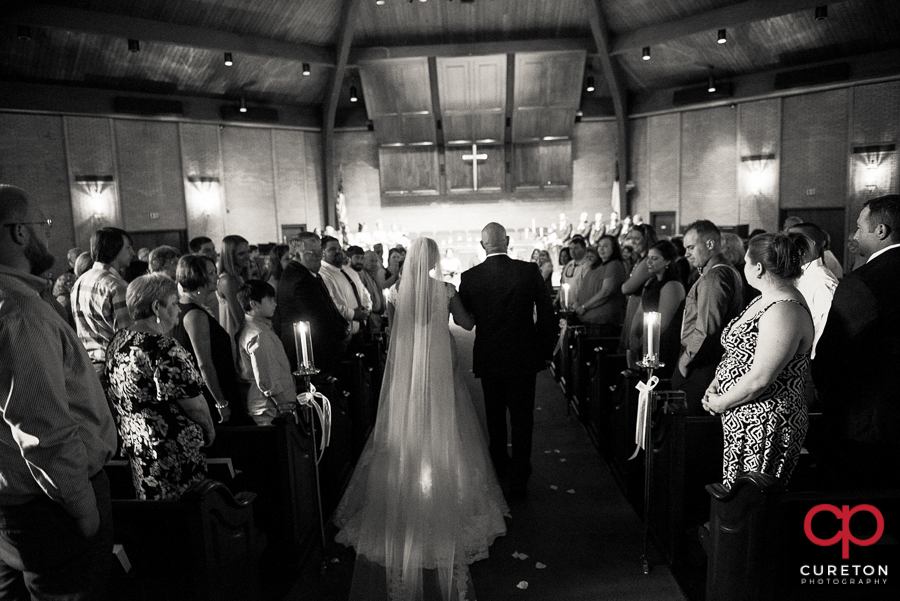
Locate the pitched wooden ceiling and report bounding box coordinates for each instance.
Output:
[2,0,900,112]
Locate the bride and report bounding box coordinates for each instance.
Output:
[333,237,509,601]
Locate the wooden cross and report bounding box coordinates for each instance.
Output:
[461,143,488,191]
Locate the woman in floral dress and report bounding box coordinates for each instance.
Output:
[702,233,815,488]
[105,274,216,500]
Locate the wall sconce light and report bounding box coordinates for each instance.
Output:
[75,175,114,220]
[187,175,220,215]
[127,39,140,53]
[642,47,651,61]
[717,29,727,44]
[852,144,895,193]
[741,153,776,196]
[302,63,311,76]
[224,52,233,66]
[349,86,358,102]
[815,5,828,21]
[585,76,595,92]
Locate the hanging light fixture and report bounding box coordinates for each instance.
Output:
[376,0,385,5]
[302,63,311,76]
[239,96,247,113]
[708,72,717,93]
[717,29,727,44]
[128,39,140,52]
[642,47,650,61]
[350,86,358,102]
[585,76,595,93]
[815,6,828,20]
[224,52,233,66]
[17,26,31,41]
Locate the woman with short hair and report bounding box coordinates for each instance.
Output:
[148,245,181,279]
[703,233,814,488]
[105,274,215,500]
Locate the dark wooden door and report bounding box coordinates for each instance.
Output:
[130,230,187,254]
[280,224,307,244]
[650,211,677,239]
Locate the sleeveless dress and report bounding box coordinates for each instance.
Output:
[333,282,508,601]
[715,297,810,488]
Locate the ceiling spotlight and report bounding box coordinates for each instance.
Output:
[708,73,716,93]
[815,5,828,20]
[17,26,31,41]
[224,52,233,66]
[376,0,385,4]
[239,96,247,113]
[585,76,595,93]
[350,86,358,102]
[717,29,727,44]
[302,63,311,76]
[128,39,140,53]
[642,46,650,61]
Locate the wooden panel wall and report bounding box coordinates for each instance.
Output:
[681,106,738,226]
[781,89,849,209]
[115,120,186,233]
[180,122,225,246]
[64,116,121,249]
[648,113,680,214]
[0,113,74,276]
[738,99,781,233]
[221,127,278,244]
[572,120,617,218]
[379,147,440,195]
[629,118,649,220]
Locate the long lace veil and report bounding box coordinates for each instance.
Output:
[338,237,465,600]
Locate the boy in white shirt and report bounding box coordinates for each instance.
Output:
[236,280,297,425]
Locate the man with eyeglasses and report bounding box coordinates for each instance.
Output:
[274,231,349,375]
[0,185,117,599]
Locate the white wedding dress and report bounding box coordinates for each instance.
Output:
[333,238,509,601]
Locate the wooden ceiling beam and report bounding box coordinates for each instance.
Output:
[582,0,629,215]
[349,38,597,63]
[323,0,362,228]
[4,2,335,66]
[611,0,830,56]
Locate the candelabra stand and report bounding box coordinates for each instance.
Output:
[294,366,328,575]
[635,358,663,575]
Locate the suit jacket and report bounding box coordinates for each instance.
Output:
[813,245,900,446]
[274,260,348,374]
[458,254,556,377]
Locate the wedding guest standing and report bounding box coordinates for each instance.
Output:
[217,235,250,342]
[627,240,686,377]
[71,226,135,376]
[814,194,900,488]
[703,234,813,488]
[266,243,290,295]
[785,223,838,358]
[106,274,214,500]
[0,185,117,600]
[618,224,658,353]
[574,236,627,336]
[172,255,237,425]
[148,245,180,280]
[189,236,217,260]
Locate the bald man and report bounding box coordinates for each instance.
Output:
[457,222,555,499]
[0,185,117,599]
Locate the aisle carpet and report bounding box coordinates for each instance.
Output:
[288,325,686,600]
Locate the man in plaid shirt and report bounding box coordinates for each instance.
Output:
[71,227,135,374]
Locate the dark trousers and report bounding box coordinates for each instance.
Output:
[671,363,718,415]
[480,372,537,487]
[0,470,113,601]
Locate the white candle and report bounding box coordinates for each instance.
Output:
[532,218,536,230]
[643,311,660,364]
[562,283,570,310]
[294,321,312,369]
[539,227,544,237]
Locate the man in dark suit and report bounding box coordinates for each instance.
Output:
[813,194,900,488]
[458,222,556,498]
[275,232,348,376]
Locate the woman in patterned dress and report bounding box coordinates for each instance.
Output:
[105,274,216,500]
[702,233,815,488]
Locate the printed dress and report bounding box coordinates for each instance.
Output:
[715,297,810,488]
[105,330,206,500]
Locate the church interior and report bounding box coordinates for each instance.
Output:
[2,1,899,600]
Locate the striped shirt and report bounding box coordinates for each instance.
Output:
[0,265,117,518]
[71,262,133,366]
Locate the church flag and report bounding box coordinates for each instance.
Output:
[611,165,621,217]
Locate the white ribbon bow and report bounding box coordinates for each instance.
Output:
[553,318,568,356]
[296,382,332,463]
[628,375,659,461]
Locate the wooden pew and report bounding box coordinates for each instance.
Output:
[648,405,723,565]
[608,369,645,495]
[106,479,264,601]
[338,353,377,459]
[703,473,900,601]
[585,341,627,454]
